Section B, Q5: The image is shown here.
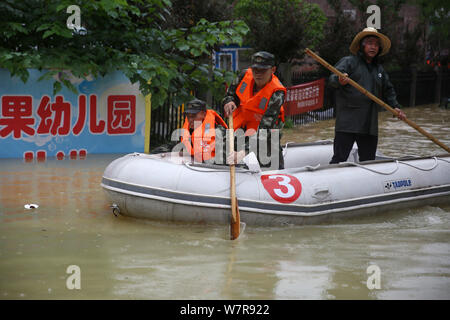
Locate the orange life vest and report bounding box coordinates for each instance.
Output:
[181,109,228,162]
[233,68,286,134]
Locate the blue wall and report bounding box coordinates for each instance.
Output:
[0,69,146,159]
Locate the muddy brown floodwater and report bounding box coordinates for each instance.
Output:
[0,104,449,299]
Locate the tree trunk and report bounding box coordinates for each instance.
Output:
[409,64,417,107]
[434,65,442,104]
[277,62,292,88]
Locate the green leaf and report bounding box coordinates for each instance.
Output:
[42,30,55,39]
[38,70,58,82]
[36,24,52,32]
[176,41,189,51]
[53,81,62,95]
[189,48,201,57]
[56,3,68,12]
[197,65,209,74]
[60,78,78,95]
[9,22,28,34]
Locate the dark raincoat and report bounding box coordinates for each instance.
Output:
[329,52,400,136]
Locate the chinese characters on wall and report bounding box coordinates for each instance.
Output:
[0,94,137,160]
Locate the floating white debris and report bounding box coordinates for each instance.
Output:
[24,204,39,209]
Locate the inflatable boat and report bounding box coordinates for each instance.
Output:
[101,141,450,226]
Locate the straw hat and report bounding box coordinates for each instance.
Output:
[349,27,391,56]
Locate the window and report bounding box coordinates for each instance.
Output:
[219,53,233,71]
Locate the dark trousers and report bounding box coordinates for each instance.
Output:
[330,132,378,164]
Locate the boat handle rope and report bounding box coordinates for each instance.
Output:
[344,161,400,175]
[437,157,450,164]
[283,142,294,157]
[397,157,439,171]
[183,162,259,174]
[284,164,322,174]
[183,156,445,174]
[346,157,440,174]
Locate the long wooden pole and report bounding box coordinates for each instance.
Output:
[228,116,240,240]
[305,48,450,153]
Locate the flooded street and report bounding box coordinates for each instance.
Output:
[283,104,450,157]
[1,105,449,300]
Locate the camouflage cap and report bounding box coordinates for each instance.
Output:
[184,98,206,114]
[251,51,275,69]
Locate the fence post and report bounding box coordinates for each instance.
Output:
[144,87,152,153]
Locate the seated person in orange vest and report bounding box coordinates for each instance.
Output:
[179,99,228,163]
[151,99,228,163]
[222,51,286,169]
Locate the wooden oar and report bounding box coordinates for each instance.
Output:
[228,115,240,240]
[305,48,450,153]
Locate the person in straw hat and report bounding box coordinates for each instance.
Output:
[328,27,406,164]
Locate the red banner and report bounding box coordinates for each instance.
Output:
[285,78,325,115]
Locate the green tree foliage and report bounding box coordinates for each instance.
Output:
[317,0,361,65]
[395,23,424,70]
[164,0,235,28]
[415,0,449,66]
[0,0,249,108]
[233,0,326,64]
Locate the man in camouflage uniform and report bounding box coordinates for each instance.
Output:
[150,99,228,164]
[222,51,286,169]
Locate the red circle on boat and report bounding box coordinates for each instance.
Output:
[261,174,302,203]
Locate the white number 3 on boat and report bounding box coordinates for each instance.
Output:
[270,175,296,198]
[261,174,302,203]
